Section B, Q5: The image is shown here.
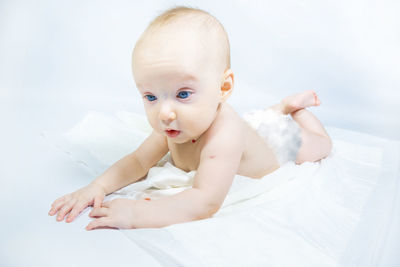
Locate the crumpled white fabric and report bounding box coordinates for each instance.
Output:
[112,155,298,214]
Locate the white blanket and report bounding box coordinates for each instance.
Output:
[43,111,400,267]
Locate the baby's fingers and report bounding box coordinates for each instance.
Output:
[86,217,113,231]
[66,201,89,223]
[89,207,108,218]
[93,195,104,209]
[56,199,77,222]
[48,196,68,216]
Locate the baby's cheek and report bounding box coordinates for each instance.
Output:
[144,118,159,134]
[145,110,158,128]
[187,112,213,133]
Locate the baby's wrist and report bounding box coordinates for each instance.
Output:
[90,181,107,195]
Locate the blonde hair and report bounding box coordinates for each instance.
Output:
[134,6,231,70]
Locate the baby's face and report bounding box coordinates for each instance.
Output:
[132,28,225,144]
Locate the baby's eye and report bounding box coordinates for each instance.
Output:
[145,95,157,101]
[177,91,192,99]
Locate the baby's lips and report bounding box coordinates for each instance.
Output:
[165,129,181,138]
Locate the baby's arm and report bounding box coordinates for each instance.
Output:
[86,119,246,229]
[148,119,246,224]
[93,130,168,194]
[192,121,245,216]
[48,130,168,222]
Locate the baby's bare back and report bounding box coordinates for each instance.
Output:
[168,103,279,179]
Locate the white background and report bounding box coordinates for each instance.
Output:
[1,1,399,266]
[1,0,399,139]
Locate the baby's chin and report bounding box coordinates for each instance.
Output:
[169,136,193,144]
[166,133,197,144]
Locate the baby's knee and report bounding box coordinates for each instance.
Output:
[295,134,332,164]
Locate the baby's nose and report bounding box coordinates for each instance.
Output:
[159,104,177,123]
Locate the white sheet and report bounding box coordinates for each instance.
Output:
[42,111,400,267]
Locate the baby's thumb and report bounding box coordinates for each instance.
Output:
[93,196,104,208]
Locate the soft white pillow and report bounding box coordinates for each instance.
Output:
[42,110,152,176]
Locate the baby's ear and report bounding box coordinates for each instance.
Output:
[220,69,234,102]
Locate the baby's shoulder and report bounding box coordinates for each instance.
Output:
[196,103,246,160]
[203,103,245,144]
[214,102,242,126]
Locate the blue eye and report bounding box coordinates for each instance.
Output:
[145,95,157,101]
[177,91,191,99]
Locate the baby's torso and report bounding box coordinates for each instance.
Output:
[167,103,280,179]
[238,120,280,178]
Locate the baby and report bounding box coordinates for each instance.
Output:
[49,6,332,230]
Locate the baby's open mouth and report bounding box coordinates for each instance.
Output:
[165,129,181,138]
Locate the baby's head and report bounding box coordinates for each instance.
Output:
[132,6,234,144]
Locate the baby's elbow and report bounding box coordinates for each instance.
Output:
[201,202,221,219]
[193,202,219,221]
[193,189,224,220]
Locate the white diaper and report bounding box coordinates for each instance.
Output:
[243,109,302,165]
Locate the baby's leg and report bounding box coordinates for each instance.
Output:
[271,90,332,164]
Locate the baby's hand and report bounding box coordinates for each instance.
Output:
[48,183,106,223]
[86,198,143,230]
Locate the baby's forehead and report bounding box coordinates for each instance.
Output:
[136,69,199,90]
[133,12,229,82]
[134,30,221,72]
[135,29,224,70]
